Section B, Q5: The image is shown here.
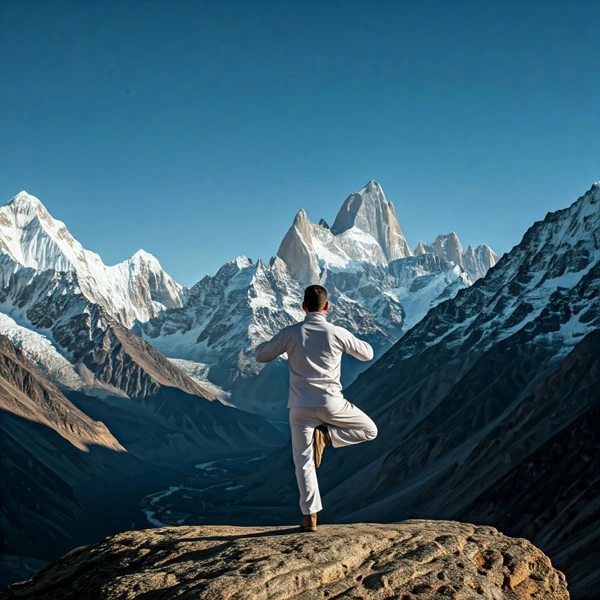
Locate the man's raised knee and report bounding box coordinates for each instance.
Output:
[366,423,378,440]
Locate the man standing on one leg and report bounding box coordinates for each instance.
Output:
[254,285,378,532]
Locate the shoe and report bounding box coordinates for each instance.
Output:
[313,425,331,468]
[300,513,317,532]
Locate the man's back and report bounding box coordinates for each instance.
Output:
[254,312,373,408]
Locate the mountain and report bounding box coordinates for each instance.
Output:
[0,193,227,404]
[458,330,599,600]
[0,191,185,327]
[0,183,497,424]
[0,262,283,462]
[463,242,498,281]
[311,182,599,597]
[141,181,496,420]
[278,181,413,283]
[331,180,413,261]
[137,256,304,417]
[0,333,123,453]
[414,232,498,282]
[0,266,213,400]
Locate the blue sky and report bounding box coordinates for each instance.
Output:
[1,0,598,286]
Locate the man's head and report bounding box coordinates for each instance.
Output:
[303,285,328,313]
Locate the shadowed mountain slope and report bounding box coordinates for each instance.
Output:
[0,335,146,587]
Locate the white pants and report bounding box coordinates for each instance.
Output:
[289,401,378,515]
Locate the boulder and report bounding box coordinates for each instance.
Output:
[1,520,568,599]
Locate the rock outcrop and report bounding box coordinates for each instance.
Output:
[276,209,321,285]
[414,235,498,282]
[0,521,568,599]
[463,243,498,281]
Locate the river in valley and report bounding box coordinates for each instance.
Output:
[138,451,297,528]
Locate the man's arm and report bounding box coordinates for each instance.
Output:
[339,329,374,362]
[254,329,288,363]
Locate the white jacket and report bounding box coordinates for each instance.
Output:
[254,312,374,408]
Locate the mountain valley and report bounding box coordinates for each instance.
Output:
[1,181,596,597]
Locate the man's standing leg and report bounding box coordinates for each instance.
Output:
[289,407,323,522]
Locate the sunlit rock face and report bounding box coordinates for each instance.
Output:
[331,180,412,262]
[415,233,498,282]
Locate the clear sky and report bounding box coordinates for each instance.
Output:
[1,0,598,286]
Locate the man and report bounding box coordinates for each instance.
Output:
[254,284,378,532]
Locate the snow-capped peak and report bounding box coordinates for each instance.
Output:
[361,179,385,195]
[233,255,253,269]
[7,190,44,210]
[413,232,498,283]
[1,191,85,272]
[129,249,163,268]
[1,191,185,327]
[293,209,310,226]
[277,181,463,284]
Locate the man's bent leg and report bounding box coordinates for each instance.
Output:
[289,408,323,515]
[315,401,378,448]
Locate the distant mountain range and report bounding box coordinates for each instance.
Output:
[0,181,497,421]
[138,180,497,419]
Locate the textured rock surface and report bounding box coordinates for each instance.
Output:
[430,233,464,269]
[1,521,568,599]
[463,243,498,281]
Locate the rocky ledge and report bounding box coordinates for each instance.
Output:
[1,520,568,599]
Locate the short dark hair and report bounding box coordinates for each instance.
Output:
[303,285,328,312]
